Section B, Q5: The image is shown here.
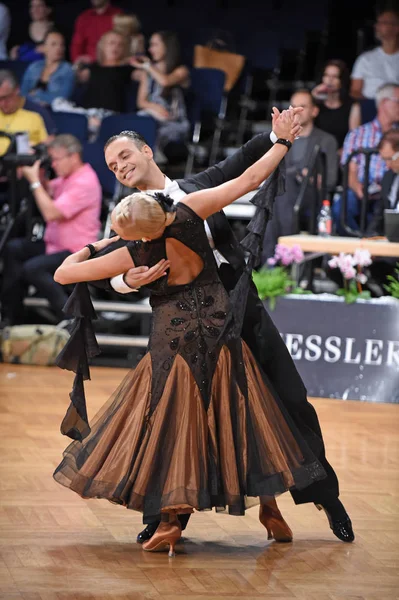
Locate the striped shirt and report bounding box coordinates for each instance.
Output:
[341,118,387,185]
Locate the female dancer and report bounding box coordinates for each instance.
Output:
[53,109,326,557]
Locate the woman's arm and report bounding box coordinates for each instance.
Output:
[54,238,135,285]
[181,109,300,220]
[348,101,361,130]
[146,64,189,88]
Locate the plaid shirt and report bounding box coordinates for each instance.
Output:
[341,118,387,185]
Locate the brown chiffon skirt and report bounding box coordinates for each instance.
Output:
[54,341,325,517]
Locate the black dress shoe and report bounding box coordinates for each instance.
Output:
[136,521,159,544]
[315,501,355,543]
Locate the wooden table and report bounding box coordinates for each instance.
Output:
[278,234,399,257]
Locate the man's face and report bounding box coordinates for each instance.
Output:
[379,87,399,124]
[290,92,318,127]
[375,11,399,43]
[91,0,108,9]
[379,141,399,174]
[0,81,21,115]
[48,147,76,178]
[105,137,153,187]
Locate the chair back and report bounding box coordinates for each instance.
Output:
[193,45,245,92]
[52,112,89,143]
[98,114,157,148]
[82,141,116,198]
[188,68,225,125]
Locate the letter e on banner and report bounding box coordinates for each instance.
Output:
[285,334,303,359]
[364,339,383,366]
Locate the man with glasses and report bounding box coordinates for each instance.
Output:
[0,135,102,326]
[351,9,399,100]
[333,83,399,233]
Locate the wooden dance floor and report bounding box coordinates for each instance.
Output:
[1,364,398,600]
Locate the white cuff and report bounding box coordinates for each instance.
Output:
[110,273,139,294]
[270,131,277,144]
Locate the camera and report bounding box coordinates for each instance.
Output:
[0,131,52,174]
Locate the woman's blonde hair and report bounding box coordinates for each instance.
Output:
[113,13,141,37]
[111,193,174,240]
[96,30,129,64]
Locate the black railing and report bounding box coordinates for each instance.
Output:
[293,144,327,234]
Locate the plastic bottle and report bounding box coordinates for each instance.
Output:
[317,199,332,236]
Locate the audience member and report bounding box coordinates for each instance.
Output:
[113,13,145,58]
[20,31,75,107]
[351,9,399,100]
[312,60,361,150]
[0,135,101,326]
[10,0,54,63]
[333,83,399,233]
[78,30,132,113]
[367,129,399,234]
[0,70,49,156]
[131,30,190,163]
[70,0,123,65]
[263,90,338,260]
[0,2,10,60]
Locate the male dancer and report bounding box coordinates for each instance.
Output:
[95,126,354,543]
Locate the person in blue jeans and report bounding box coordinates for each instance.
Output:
[20,30,75,107]
[333,83,399,234]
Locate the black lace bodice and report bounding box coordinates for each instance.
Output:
[126,203,242,415]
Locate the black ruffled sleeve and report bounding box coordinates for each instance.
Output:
[56,282,100,441]
[226,163,285,338]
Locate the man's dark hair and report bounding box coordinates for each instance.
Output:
[291,88,317,107]
[0,70,19,89]
[378,129,399,152]
[104,130,148,151]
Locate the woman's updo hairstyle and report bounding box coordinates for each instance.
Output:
[111,192,175,240]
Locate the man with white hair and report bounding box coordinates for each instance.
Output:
[333,83,399,233]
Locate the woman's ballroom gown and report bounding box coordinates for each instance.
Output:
[54,201,325,519]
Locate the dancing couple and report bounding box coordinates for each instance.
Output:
[53,106,354,556]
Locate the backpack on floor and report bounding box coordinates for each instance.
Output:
[0,324,70,366]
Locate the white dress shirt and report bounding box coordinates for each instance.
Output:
[110,176,228,294]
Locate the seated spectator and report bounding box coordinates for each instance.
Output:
[368,129,399,233]
[0,2,10,60]
[262,90,338,260]
[10,0,54,63]
[78,30,133,113]
[312,60,361,150]
[0,70,49,156]
[71,0,123,65]
[131,31,190,163]
[332,83,399,234]
[113,13,145,58]
[20,31,75,107]
[350,8,399,100]
[0,134,101,326]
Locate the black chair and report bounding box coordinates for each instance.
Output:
[0,60,28,83]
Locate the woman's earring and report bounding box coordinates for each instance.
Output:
[142,237,150,242]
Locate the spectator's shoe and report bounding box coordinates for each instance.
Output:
[136,522,159,544]
[315,500,355,542]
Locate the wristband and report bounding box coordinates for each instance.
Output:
[275,138,292,150]
[30,181,41,191]
[122,272,139,291]
[85,243,96,258]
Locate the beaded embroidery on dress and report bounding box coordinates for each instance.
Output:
[54,203,325,518]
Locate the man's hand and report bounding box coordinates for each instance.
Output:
[93,236,121,252]
[123,259,171,289]
[21,159,41,184]
[271,106,303,141]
